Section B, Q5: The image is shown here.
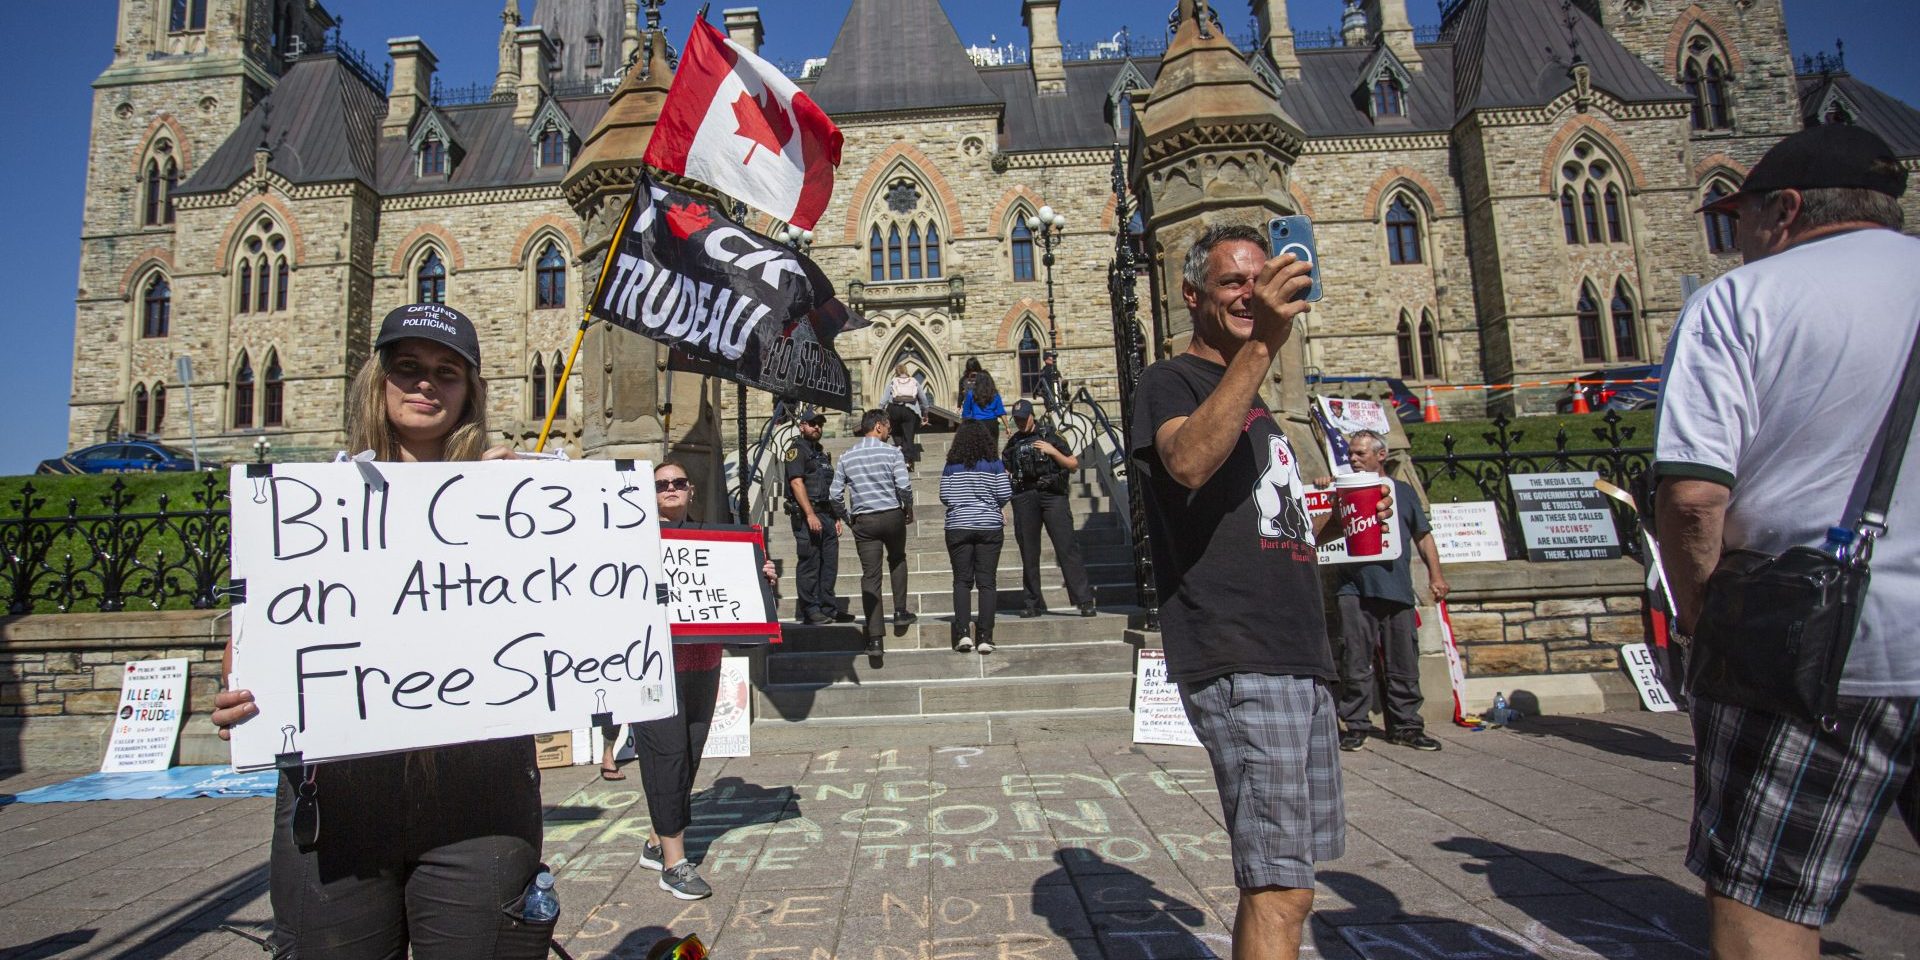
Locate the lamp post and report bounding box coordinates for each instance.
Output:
[1024,205,1066,349]
[252,436,272,464]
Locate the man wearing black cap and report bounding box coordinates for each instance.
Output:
[783,407,842,625]
[1655,124,1920,958]
[1003,399,1095,618]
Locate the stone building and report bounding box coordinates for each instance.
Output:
[68,0,1920,461]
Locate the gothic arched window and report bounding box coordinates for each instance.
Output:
[1559,142,1627,246]
[1372,77,1405,117]
[925,224,942,278]
[236,215,290,314]
[1385,195,1422,265]
[1611,281,1642,360]
[1395,313,1416,378]
[887,226,903,281]
[151,384,167,431]
[538,125,567,167]
[552,351,568,418]
[531,354,548,419]
[232,351,255,428]
[416,249,446,304]
[1011,218,1036,281]
[869,226,885,282]
[1018,324,1045,397]
[1702,179,1737,254]
[867,175,943,283]
[142,141,178,226]
[142,275,171,338]
[262,350,285,427]
[419,135,447,177]
[907,224,924,280]
[133,384,150,435]
[535,241,567,309]
[1681,34,1732,131]
[1560,189,1579,245]
[1576,284,1605,362]
[1418,310,1440,379]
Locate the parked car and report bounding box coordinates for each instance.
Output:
[1305,373,1424,424]
[36,441,201,475]
[1556,364,1663,413]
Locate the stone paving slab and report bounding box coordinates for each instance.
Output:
[1,711,1914,959]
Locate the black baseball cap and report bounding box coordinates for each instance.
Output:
[791,405,828,425]
[1011,399,1035,420]
[1700,124,1907,214]
[376,303,481,368]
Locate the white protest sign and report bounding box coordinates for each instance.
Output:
[1306,488,1404,565]
[1132,649,1201,748]
[703,657,753,758]
[1621,643,1679,712]
[1429,501,1509,563]
[662,526,781,644]
[1312,396,1395,477]
[101,658,189,773]
[227,460,678,771]
[1509,472,1622,562]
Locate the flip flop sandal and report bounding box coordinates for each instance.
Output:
[600,766,628,781]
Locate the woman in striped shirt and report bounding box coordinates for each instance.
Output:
[940,421,1012,654]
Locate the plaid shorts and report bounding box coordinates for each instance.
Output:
[1179,673,1346,890]
[1689,696,1920,926]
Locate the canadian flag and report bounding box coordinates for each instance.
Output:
[644,16,843,231]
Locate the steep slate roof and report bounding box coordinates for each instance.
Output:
[1798,72,1920,158]
[1279,45,1458,135]
[372,95,610,195]
[982,58,1161,152]
[529,0,628,85]
[176,54,385,195]
[807,0,1001,116]
[1448,0,1682,120]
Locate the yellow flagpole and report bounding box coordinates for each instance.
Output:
[537,195,639,453]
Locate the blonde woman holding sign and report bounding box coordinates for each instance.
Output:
[599,460,776,900]
[209,304,550,959]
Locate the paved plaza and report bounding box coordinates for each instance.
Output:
[0,711,1913,959]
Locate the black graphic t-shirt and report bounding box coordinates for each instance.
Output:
[1130,354,1334,684]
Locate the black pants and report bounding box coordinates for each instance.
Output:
[604,663,722,839]
[1012,489,1092,609]
[790,510,839,620]
[851,508,909,639]
[945,527,1003,640]
[887,403,920,465]
[1335,594,1424,734]
[269,739,548,959]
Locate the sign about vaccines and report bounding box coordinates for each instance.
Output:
[226,460,679,771]
[1508,472,1622,562]
[1621,643,1679,713]
[661,526,782,644]
[100,658,190,773]
[1429,501,1509,563]
[1132,650,1201,748]
[1305,489,1404,565]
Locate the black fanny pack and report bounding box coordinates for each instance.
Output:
[1685,327,1920,730]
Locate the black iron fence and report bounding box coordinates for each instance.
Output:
[1410,411,1654,561]
[1,475,230,615]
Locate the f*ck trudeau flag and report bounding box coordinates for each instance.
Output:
[590,176,866,411]
[643,15,843,230]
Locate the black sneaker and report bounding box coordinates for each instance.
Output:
[659,861,712,900]
[803,612,834,625]
[1338,731,1368,752]
[1390,731,1443,752]
[638,840,666,871]
[1079,602,1097,617]
[894,610,917,626]
[1020,605,1043,619]
[865,637,885,656]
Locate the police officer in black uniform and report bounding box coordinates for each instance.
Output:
[1003,400,1096,618]
[784,406,843,624]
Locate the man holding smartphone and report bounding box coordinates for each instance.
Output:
[1131,222,1386,959]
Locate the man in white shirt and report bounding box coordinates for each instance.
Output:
[1655,124,1920,960]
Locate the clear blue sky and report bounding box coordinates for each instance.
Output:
[2,1,1912,475]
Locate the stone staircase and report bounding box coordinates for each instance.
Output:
[746,431,1147,735]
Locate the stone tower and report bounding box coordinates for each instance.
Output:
[1602,0,1801,170]
[72,0,332,445]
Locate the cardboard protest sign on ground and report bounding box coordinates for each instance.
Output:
[1509,472,1622,561]
[1306,488,1404,565]
[661,526,782,644]
[1429,501,1509,563]
[702,657,753,758]
[101,658,189,773]
[1132,649,1201,748]
[226,460,679,771]
[1621,642,1679,712]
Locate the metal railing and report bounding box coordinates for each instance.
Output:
[2,475,231,615]
[726,414,798,528]
[433,81,506,107]
[1409,411,1654,561]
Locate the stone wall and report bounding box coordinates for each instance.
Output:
[0,611,228,771]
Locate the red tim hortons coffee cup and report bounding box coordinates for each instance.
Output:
[1334,472,1386,557]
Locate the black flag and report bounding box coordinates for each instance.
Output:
[590,175,865,410]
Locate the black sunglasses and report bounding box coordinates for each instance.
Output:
[655,478,692,492]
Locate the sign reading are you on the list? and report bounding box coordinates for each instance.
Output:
[226,460,679,771]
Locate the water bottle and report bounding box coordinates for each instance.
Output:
[521,871,558,922]
[1489,692,1512,726]
[1820,525,1855,564]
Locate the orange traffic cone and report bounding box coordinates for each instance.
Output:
[1423,386,1441,423]
[1571,382,1591,414]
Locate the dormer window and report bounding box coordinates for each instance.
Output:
[538,126,566,167]
[586,34,603,69]
[1372,77,1405,117]
[419,136,446,177]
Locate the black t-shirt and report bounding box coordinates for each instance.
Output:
[1130,354,1334,684]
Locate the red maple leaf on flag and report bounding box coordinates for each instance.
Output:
[666,201,714,240]
[732,89,794,165]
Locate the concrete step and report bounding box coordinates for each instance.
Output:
[759,636,1139,686]
[818,560,1135,596]
[771,544,1136,578]
[754,671,1138,722]
[767,610,1142,652]
[746,708,1136,748]
[775,581,1142,619]
[766,519,1129,558]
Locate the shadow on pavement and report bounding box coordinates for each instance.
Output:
[1314,870,1539,957]
[64,863,270,959]
[1508,713,1696,765]
[1855,882,1920,916]
[1434,836,1706,955]
[685,776,799,865]
[4,932,96,960]
[1033,849,1209,959]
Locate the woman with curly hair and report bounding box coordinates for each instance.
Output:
[939,421,1012,654]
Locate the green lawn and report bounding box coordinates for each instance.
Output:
[1,472,231,614]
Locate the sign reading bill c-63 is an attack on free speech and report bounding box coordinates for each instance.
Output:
[225,460,679,771]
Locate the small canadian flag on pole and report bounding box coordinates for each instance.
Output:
[644,15,844,231]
